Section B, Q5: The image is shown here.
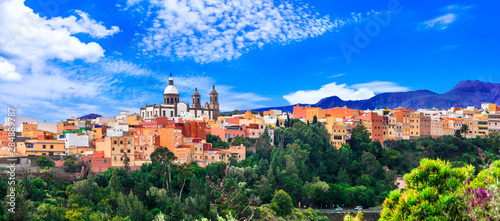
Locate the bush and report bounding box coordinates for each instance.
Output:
[37,155,55,168]
[270,190,293,217]
[380,159,474,220]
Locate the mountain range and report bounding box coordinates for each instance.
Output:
[252,80,500,112]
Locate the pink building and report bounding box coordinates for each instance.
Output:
[209,124,247,142]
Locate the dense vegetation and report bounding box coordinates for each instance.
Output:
[1,119,500,220]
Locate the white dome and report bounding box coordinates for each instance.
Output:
[164,85,179,94]
[164,77,179,94]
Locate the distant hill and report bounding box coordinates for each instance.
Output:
[78,113,102,120]
[252,80,500,112]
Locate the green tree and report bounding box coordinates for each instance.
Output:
[380,159,473,220]
[64,155,80,172]
[130,198,145,221]
[116,192,132,218]
[231,136,250,148]
[206,134,230,149]
[37,155,55,168]
[151,146,177,191]
[312,115,318,124]
[4,185,28,221]
[460,124,470,138]
[270,189,293,216]
[123,152,131,172]
[336,168,351,185]
[109,169,123,192]
[177,163,194,199]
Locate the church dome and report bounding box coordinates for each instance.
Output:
[210,85,218,94]
[164,77,179,95]
[193,88,200,96]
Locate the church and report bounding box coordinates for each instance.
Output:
[140,75,220,120]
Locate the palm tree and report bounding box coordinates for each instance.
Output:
[460,124,470,138]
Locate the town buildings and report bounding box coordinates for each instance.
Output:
[3,84,499,175]
[140,76,220,120]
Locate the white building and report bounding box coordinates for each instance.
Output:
[140,76,220,121]
[59,133,89,155]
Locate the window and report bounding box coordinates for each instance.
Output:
[128,150,131,153]
[128,141,131,145]
[113,148,115,151]
[114,140,117,144]
[42,145,46,149]
[211,156,214,160]
[120,141,123,145]
[42,153,46,155]
[50,145,54,149]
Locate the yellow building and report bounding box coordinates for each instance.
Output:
[17,139,65,156]
[409,113,421,138]
[127,114,143,126]
[325,121,347,149]
[21,124,38,138]
[96,136,136,167]
[472,114,488,137]
[387,116,397,140]
[306,107,325,121]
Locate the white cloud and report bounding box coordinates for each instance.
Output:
[0,0,122,121]
[125,0,145,8]
[327,73,345,78]
[0,0,114,64]
[423,13,457,30]
[128,0,370,63]
[283,81,409,104]
[46,10,120,39]
[351,81,409,93]
[0,57,22,81]
[422,4,474,31]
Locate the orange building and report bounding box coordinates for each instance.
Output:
[420,114,431,138]
[306,107,325,121]
[96,136,135,167]
[82,151,112,173]
[21,124,38,137]
[354,112,384,144]
[324,107,360,119]
[181,121,207,140]
[393,107,415,139]
[293,105,307,119]
[17,139,65,156]
[208,124,246,142]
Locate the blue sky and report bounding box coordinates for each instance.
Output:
[0,0,499,122]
